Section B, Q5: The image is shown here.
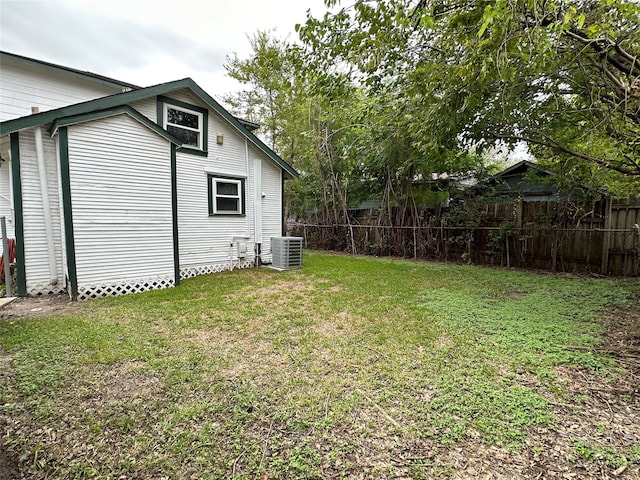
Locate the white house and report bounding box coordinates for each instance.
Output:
[0,51,298,300]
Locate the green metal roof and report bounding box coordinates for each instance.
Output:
[0,77,299,179]
[50,105,183,145]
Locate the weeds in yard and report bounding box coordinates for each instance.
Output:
[0,252,638,478]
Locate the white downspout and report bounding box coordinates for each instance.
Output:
[254,157,263,253]
[245,138,250,185]
[0,150,15,235]
[32,106,58,285]
[245,138,251,240]
[54,135,67,285]
[245,137,257,266]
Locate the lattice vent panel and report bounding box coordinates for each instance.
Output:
[77,277,174,301]
[180,261,254,280]
[26,283,67,297]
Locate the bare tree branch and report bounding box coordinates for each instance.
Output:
[488,132,640,176]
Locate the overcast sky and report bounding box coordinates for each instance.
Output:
[0,0,330,102]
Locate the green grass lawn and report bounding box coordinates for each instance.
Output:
[1,251,638,479]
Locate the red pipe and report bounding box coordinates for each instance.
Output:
[0,238,16,284]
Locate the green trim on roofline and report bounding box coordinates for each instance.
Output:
[236,118,260,131]
[0,79,194,135]
[51,105,182,145]
[0,78,298,179]
[58,127,78,299]
[185,81,299,179]
[9,132,27,296]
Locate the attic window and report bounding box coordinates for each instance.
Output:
[157,96,208,156]
[166,105,202,147]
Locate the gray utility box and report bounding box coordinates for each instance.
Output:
[271,237,303,270]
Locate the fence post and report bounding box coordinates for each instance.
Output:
[1,216,12,297]
[634,224,640,276]
[601,197,613,275]
[505,229,510,269]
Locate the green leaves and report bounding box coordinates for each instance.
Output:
[297,0,640,193]
[224,0,639,223]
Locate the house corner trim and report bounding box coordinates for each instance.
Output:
[9,132,27,296]
[171,144,180,286]
[58,127,78,298]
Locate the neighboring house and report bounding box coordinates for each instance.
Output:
[0,51,298,299]
[487,160,591,202]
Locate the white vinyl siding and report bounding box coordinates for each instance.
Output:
[0,55,122,122]
[170,90,288,272]
[177,107,254,269]
[67,115,174,287]
[261,157,283,263]
[176,150,252,269]
[17,130,65,294]
[129,97,156,121]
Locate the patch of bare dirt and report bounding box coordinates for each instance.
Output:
[1,360,162,479]
[0,419,20,480]
[600,308,640,398]
[313,311,359,337]
[251,278,317,296]
[77,361,161,407]
[0,295,82,319]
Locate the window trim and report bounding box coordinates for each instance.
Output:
[165,104,202,148]
[207,174,246,216]
[157,96,208,156]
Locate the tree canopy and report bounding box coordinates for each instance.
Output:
[299,0,639,188]
[223,0,639,223]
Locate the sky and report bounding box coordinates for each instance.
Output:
[0,0,330,101]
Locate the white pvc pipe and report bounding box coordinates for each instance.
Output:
[8,151,14,230]
[254,158,262,245]
[246,137,258,265]
[33,107,57,285]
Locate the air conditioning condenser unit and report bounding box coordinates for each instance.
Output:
[270,236,303,270]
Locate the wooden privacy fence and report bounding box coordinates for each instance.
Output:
[289,199,640,276]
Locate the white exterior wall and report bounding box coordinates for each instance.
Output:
[176,109,255,275]
[167,89,286,275]
[0,136,15,239]
[67,115,175,299]
[129,98,156,121]
[261,154,283,263]
[18,130,65,295]
[0,54,123,122]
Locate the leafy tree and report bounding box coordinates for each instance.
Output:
[224,31,299,150]
[297,0,640,193]
[223,31,371,238]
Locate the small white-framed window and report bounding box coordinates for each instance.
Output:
[208,176,245,215]
[164,103,203,149]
